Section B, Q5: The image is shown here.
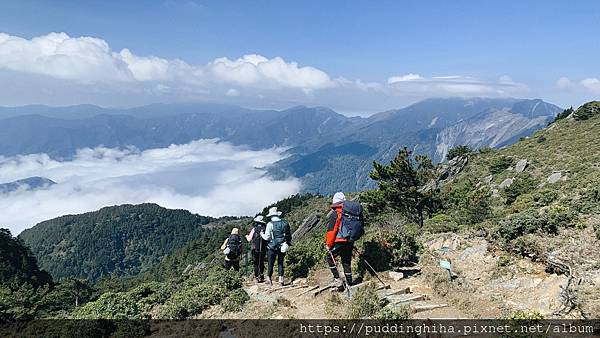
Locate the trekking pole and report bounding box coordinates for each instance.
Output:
[352,247,386,287]
[327,249,351,297]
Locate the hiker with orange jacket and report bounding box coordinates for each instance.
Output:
[325,192,364,291]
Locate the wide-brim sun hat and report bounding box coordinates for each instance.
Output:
[266,207,282,218]
[253,215,266,223]
[231,228,239,235]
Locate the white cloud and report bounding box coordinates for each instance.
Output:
[385,74,527,96]
[0,139,301,234]
[0,31,533,112]
[556,77,573,89]
[581,78,600,93]
[387,73,424,83]
[0,32,333,92]
[225,88,240,97]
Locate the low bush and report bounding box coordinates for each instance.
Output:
[504,174,537,205]
[442,180,492,225]
[360,228,419,273]
[284,234,323,280]
[221,288,250,313]
[375,306,411,320]
[489,156,514,174]
[346,283,382,319]
[496,206,575,242]
[424,214,460,233]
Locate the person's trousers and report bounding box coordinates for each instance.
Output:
[267,248,285,278]
[325,242,353,284]
[224,259,240,271]
[252,249,267,277]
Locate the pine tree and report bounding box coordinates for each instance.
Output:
[368,147,437,226]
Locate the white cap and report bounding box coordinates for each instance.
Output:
[332,192,346,205]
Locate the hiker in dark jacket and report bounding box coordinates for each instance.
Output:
[261,207,291,286]
[221,228,242,271]
[245,215,268,283]
[325,192,363,290]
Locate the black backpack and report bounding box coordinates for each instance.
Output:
[252,224,266,251]
[338,200,364,242]
[226,234,242,260]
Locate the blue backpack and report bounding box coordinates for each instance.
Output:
[338,200,364,242]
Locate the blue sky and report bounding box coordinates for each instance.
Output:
[1,0,599,114]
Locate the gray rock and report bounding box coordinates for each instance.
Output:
[291,213,321,243]
[492,189,500,198]
[389,271,405,281]
[482,175,493,184]
[515,159,528,173]
[547,172,562,184]
[499,178,514,189]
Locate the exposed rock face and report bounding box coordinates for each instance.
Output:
[419,155,469,194]
[291,213,321,243]
[547,172,562,183]
[515,159,528,173]
[482,175,493,184]
[499,178,514,189]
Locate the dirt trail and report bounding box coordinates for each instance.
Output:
[201,232,588,319]
[202,266,467,319]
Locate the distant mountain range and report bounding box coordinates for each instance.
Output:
[0,98,562,194]
[0,177,56,194]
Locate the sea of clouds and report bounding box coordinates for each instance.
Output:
[0,139,301,234]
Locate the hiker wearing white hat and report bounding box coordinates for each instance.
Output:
[260,207,292,286]
[246,215,268,283]
[220,227,242,271]
[325,192,364,291]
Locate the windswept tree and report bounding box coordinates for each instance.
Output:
[446,145,473,161]
[365,147,438,226]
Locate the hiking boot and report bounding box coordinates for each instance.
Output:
[278,276,285,286]
[259,275,265,283]
[265,277,273,285]
[255,276,262,284]
[332,278,345,292]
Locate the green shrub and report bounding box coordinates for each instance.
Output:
[375,306,411,320]
[284,234,323,279]
[346,283,382,319]
[531,189,558,206]
[497,255,511,267]
[497,209,562,241]
[361,228,419,273]
[441,180,492,225]
[573,101,600,121]
[446,145,473,160]
[221,288,250,313]
[489,156,514,174]
[73,292,143,319]
[424,214,460,233]
[504,174,537,205]
[507,310,544,320]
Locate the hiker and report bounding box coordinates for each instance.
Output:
[246,215,268,283]
[261,207,292,286]
[221,228,242,271]
[325,192,364,291]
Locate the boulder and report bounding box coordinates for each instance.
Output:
[482,175,493,184]
[389,271,404,281]
[515,159,528,173]
[547,172,562,184]
[419,155,469,193]
[291,213,321,243]
[499,178,514,189]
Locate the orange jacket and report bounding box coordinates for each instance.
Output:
[325,203,347,249]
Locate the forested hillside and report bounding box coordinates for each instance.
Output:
[18,204,221,282]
